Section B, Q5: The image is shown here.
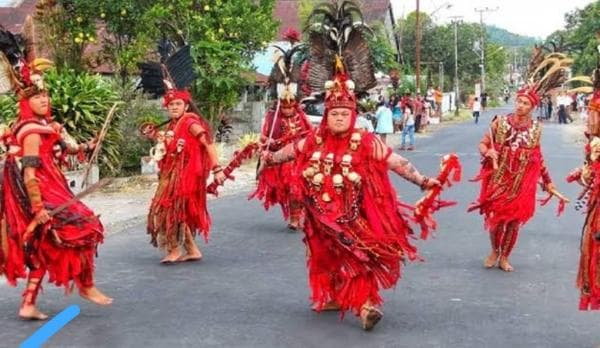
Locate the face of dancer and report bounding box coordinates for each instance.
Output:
[515,96,534,117]
[281,106,295,117]
[28,91,50,117]
[167,99,188,119]
[327,107,352,134]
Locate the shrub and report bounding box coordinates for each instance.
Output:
[44,68,123,175]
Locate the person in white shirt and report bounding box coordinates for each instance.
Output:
[472,97,482,124]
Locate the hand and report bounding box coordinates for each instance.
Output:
[34,208,50,224]
[544,182,556,193]
[567,168,582,181]
[262,139,275,148]
[260,150,272,163]
[423,178,442,190]
[214,171,226,185]
[484,148,498,162]
[87,138,98,151]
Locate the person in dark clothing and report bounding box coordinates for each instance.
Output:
[480,92,488,111]
[558,104,568,124]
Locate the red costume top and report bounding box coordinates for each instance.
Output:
[147,111,214,246]
[570,86,600,310]
[470,114,552,230]
[296,124,420,312]
[571,152,600,310]
[249,103,312,219]
[0,118,103,290]
[282,69,431,315]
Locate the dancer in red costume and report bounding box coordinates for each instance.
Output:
[0,57,112,320]
[249,28,312,230]
[146,88,225,264]
[260,1,450,331]
[568,59,600,310]
[469,48,570,272]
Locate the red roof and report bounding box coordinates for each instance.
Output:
[255,72,269,85]
[274,0,391,39]
[0,0,36,33]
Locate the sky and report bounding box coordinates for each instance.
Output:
[391,0,595,39]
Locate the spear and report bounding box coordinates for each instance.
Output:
[81,102,120,189]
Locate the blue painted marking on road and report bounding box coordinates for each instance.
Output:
[20,304,80,348]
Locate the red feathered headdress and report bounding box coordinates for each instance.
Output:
[519,47,573,108]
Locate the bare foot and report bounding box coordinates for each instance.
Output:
[19,304,48,320]
[311,301,340,312]
[179,237,203,262]
[160,249,182,264]
[79,286,113,306]
[287,222,301,231]
[360,306,383,331]
[498,258,514,272]
[483,251,499,268]
[178,249,203,262]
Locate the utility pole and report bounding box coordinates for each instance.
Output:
[449,16,462,116]
[415,0,421,93]
[474,7,498,94]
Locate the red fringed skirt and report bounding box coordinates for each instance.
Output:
[577,199,600,310]
[249,161,301,219]
[303,206,416,316]
[470,147,542,231]
[0,156,103,291]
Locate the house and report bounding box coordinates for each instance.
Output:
[0,0,36,33]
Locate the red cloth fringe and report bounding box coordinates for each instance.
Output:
[469,146,543,232]
[1,123,102,291]
[148,113,212,245]
[297,131,432,316]
[414,154,462,239]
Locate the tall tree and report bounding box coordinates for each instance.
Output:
[545,1,600,76]
[397,12,509,97]
[141,0,278,124]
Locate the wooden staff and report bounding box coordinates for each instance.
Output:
[81,102,120,189]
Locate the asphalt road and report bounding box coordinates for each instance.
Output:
[1,106,598,348]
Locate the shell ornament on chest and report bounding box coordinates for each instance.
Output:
[302,132,364,223]
[149,129,186,162]
[502,118,540,151]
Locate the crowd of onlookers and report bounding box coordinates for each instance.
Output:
[356,86,444,150]
[537,91,589,124]
[352,88,589,152]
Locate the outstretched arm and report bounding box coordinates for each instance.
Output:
[262,138,306,165]
[387,152,426,186]
[371,136,439,189]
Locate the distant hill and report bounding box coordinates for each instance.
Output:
[486,25,540,48]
